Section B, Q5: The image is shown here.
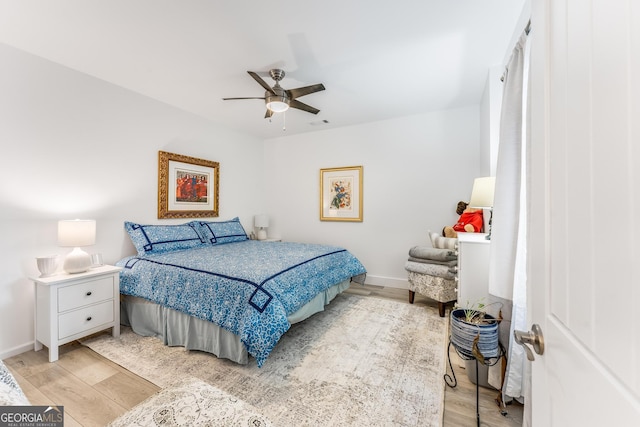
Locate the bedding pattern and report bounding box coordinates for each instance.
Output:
[117,240,366,366]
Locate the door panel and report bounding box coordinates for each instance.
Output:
[530,0,640,425]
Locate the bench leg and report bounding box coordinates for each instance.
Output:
[438,302,446,317]
[408,290,415,304]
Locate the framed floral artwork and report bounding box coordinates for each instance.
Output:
[319,166,363,222]
[158,151,219,219]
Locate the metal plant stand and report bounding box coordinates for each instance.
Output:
[444,339,506,427]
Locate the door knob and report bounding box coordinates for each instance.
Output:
[513,324,544,361]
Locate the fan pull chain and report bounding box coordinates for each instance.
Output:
[282,111,286,131]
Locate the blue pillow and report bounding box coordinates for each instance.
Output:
[124,221,206,256]
[192,217,249,245]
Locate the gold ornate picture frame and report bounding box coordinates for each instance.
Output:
[320,166,363,222]
[158,151,219,219]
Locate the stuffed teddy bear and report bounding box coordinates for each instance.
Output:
[442,201,484,238]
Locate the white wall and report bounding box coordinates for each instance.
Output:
[0,44,265,358]
[263,107,482,287]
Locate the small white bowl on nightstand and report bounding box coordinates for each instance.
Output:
[36,255,59,277]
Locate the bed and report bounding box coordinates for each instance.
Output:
[116,218,367,367]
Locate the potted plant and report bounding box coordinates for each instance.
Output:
[450,299,500,363]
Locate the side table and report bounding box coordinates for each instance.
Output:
[31,265,121,362]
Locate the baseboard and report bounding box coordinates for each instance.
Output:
[0,342,34,360]
[364,275,408,290]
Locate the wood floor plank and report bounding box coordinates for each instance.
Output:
[94,371,160,410]
[5,367,51,406]
[73,345,161,388]
[61,413,84,427]
[26,364,127,427]
[55,346,120,386]
[4,347,54,378]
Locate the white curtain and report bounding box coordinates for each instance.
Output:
[487,31,530,402]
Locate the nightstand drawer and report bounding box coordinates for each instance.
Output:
[58,300,114,339]
[58,276,114,312]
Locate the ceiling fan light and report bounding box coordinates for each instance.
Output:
[266,96,290,113]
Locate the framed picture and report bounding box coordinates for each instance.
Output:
[158,151,219,219]
[320,166,363,222]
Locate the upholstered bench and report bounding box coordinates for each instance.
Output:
[407,270,457,317]
[405,231,458,317]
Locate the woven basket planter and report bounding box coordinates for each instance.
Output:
[450,308,499,360]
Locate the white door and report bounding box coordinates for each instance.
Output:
[528,0,640,425]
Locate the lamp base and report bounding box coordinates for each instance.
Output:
[257,229,267,240]
[63,247,92,274]
[485,208,493,240]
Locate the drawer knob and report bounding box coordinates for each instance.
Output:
[86,316,92,321]
[86,291,92,296]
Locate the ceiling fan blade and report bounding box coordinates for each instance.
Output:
[265,109,274,119]
[248,71,275,95]
[287,83,325,100]
[222,97,266,100]
[289,99,320,115]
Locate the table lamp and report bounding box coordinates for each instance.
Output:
[58,219,96,273]
[468,177,496,240]
[254,215,269,240]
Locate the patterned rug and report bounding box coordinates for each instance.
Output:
[107,377,273,426]
[83,293,447,426]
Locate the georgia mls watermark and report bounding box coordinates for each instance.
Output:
[0,406,64,427]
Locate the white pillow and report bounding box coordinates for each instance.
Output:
[429,230,458,250]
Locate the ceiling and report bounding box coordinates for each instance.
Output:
[0,0,526,139]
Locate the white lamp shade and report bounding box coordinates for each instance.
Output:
[469,177,496,208]
[254,215,269,228]
[58,219,96,247]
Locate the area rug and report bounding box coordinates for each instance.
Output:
[83,293,448,426]
[108,377,273,426]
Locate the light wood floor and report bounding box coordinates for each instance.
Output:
[4,285,523,426]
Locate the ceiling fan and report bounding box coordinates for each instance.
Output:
[223,69,325,118]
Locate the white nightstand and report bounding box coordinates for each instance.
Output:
[31,265,121,362]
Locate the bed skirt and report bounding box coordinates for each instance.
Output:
[120,279,352,365]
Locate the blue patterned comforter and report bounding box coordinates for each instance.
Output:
[117,240,366,366]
